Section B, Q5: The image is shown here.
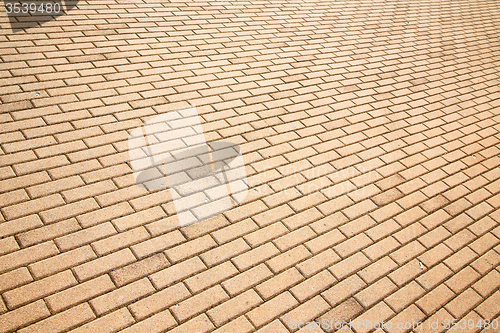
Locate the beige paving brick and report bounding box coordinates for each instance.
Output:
[252,204,294,227]
[282,295,331,330]
[0,267,33,293]
[212,316,254,333]
[472,270,500,297]
[0,241,58,274]
[416,284,455,315]
[165,234,217,263]
[110,253,169,287]
[185,261,239,294]
[1,193,65,220]
[256,266,304,300]
[90,278,155,315]
[384,305,426,333]
[17,218,81,248]
[171,284,229,323]
[150,257,206,290]
[120,309,176,333]
[232,242,280,271]
[67,308,135,333]
[319,298,364,333]
[40,198,100,224]
[211,218,259,244]
[247,292,299,328]
[0,236,19,256]
[45,274,115,313]
[92,226,149,256]
[73,248,136,282]
[3,270,77,309]
[76,202,134,228]
[388,259,424,287]
[128,282,190,320]
[352,302,395,333]
[29,245,96,279]
[55,222,117,251]
[0,300,50,333]
[18,303,95,333]
[165,314,214,333]
[445,288,483,318]
[385,281,426,313]
[208,289,263,326]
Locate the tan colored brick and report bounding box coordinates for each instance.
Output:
[282,295,331,331]
[165,234,217,263]
[274,226,316,252]
[200,238,251,267]
[296,248,341,278]
[252,204,294,227]
[385,305,426,333]
[359,256,398,284]
[0,300,50,333]
[1,193,64,220]
[26,176,84,199]
[90,278,155,315]
[444,246,479,272]
[171,285,229,323]
[166,314,214,333]
[334,233,373,258]
[385,281,425,312]
[55,222,117,251]
[92,226,149,256]
[110,253,169,287]
[232,242,280,271]
[290,270,336,302]
[0,267,33,293]
[416,284,455,315]
[247,292,298,328]
[222,263,273,297]
[225,200,267,223]
[18,303,95,333]
[256,267,304,300]
[417,263,454,290]
[29,245,96,279]
[212,316,254,333]
[73,248,136,282]
[0,241,58,274]
[267,245,311,273]
[185,261,239,294]
[112,206,166,231]
[45,275,115,313]
[208,289,263,326]
[0,236,19,256]
[17,218,80,248]
[473,270,500,297]
[319,298,364,333]
[352,302,394,333]
[150,257,206,290]
[210,218,258,244]
[77,202,134,228]
[120,309,176,333]
[61,180,116,203]
[4,270,77,309]
[388,259,424,287]
[445,288,483,318]
[13,155,70,175]
[475,290,500,320]
[67,308,135,333]
[39,198,99,223]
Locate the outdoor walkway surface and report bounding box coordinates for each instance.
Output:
[1,0,500,332]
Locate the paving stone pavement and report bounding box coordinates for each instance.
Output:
[1,0,500,332]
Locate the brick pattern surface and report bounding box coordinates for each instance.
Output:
[1,0,500,332]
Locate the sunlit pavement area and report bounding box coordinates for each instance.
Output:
[1,0,500,332]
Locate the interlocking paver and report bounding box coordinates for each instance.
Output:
[1,0,500,331]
